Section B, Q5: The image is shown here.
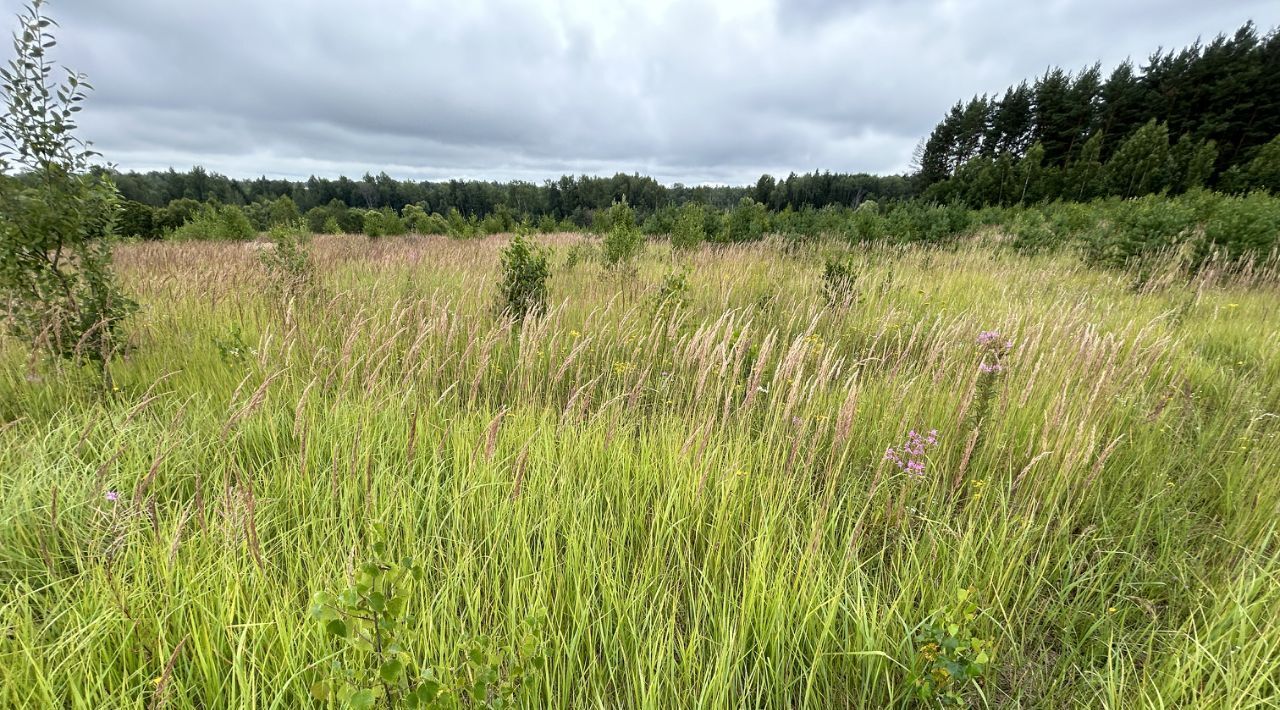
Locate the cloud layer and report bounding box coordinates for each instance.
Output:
[8,0,1278,183]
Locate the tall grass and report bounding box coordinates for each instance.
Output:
[1,233,1278,707]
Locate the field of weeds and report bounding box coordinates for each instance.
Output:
[2,234,1278,707]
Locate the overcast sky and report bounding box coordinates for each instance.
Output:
[7,0,1278,185]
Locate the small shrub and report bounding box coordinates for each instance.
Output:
[499,232,551,322]
[886,202,972,244]
[671,203,705,251]
[911,588,995,706]
[170,204,255,241]
[820,256,859,306]
[212,324,254,366]
[259,221,314,302]
[0,0,136,365]
[310,532,546,709]
[362,208,408,238]
[720,197,768,243]
[1008,210,1055,254]
[653,267,691,313]
[562,242,595,270]
[601,199,644,267]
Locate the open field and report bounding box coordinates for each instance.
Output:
[2,234,1279,707]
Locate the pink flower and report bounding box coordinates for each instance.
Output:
[885,428,940,477]
[105,490,119,502]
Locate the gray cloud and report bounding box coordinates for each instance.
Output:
[4,0,1277,184]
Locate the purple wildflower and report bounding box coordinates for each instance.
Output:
[977,329,1013,374]
[977,330,1014,354]
[885,428,940,477]
[105,490,119,502]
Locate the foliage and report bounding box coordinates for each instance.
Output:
[362,207,407,238]
[719,197,769,242]
[498,232,550,322]
[917,22,1280,201]
[211,323,253,365]
[561,242,594,270]
[118,200,158,239]
[884,202,972,244]
[0,0,135,364]
[600,199,643,267]
[259,220,313,302]
[310,532,546,708]
[670,202,705,251]
[402,204,450,235]
[911,588,995,706]
[652,267,690,313]
[820,256,859,306]
[3,236,1280,707]
[169,203,255,240]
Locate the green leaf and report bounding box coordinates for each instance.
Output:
[975,651,990,665]
[309,681,331,700]
[368,591,386,612]
[326,619,349,637]
[417,678,440,702]
[347,688,376,709]
[379,658,404,683]
[386,594,405,616]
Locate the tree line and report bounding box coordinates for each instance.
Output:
[107,167,912,239]
[916,22,1280,205]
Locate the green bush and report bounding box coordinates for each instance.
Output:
[363,208,406,237]
[911,588,995,706]
[720,197,768,242]
[403,204,450,235]
[601,199,644,267]
[1202,191,1280,262]
[118,200,158,239]
[820,256,859,306]
[671,202,705,251]
[886,202,972,244]
[170,203,255,240]
[310,531,546,708]
[156,197,203,233]
[499,232,551,322]
[653,267,691,313]
[0,0,135,365]
[259,221,313,302]
[640,205,677,236]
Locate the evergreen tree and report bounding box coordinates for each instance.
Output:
[989,82,1034,156]
[1167,134,1218,193]
[1063,132,1105,202]
[1097,61,1147,161]
[1032,68,1076,166]
[1241,134,1280,192]
[1015,142,1048,204]
[1105,119,1170,197]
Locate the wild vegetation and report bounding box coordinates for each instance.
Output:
[3,2,1280,708]
[2,233,1279,708]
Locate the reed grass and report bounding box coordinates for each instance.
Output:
[1,234,1278,707]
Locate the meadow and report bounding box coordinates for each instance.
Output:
[1,233,1278,708]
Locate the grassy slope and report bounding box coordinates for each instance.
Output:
[1,234,1278,708]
